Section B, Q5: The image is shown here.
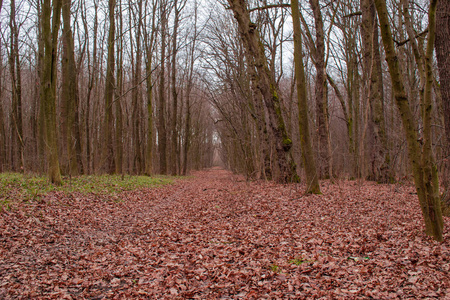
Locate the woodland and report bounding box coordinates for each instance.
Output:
[0,0,450,297]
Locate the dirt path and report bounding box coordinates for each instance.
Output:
[1,168,449,299]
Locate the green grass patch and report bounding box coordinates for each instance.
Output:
[0,172,174,210]
[289,257,314,265]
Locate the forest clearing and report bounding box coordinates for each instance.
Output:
[1,168,449,299]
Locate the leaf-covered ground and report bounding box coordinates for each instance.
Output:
[1,168,449,299]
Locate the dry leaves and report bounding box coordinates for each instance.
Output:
[1,168,449,299]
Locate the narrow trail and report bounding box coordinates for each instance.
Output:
[1,168,449,299]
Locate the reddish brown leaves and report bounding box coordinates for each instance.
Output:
[1,169,449,298]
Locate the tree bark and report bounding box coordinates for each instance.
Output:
[61,0,83,176]
[9,0,23,171]
[115,0,124,175]
[40,0,63,184]
[361,0,390,183]
[144,0,157,176]
[435,0,450,206]
[309,0,331,180]
[102,0,116,173]
[158,3,168,175]
[170,0,180,176]
[291,0,321,193]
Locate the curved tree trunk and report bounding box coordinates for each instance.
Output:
[227,0,299,183]
[374,0,443,241]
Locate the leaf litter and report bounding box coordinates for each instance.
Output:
[1,168,449,299]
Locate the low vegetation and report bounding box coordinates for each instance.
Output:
[0,173,173,211]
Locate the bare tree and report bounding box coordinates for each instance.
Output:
[227,0,299,183]
[102,0,116,173]
[291,0,321,193]
[40,0,63,184]
[374,0,443,241]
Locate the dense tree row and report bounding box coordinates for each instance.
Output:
[0,0,448,240]
[0,0,215,180]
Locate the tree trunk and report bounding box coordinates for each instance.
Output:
[361,0,390,183]
[144,0,157,176]
[102,0,116,174]
[62,0,83,176]
[40,0,63,184]
[131,0,143,174]
[374,0,443,241]
[115,0,124,175]
[435,0,450,206]
[158,4,168,175]
[227,0,299,183]
[9,0,23,171]
[291,0,321,193]
[309,0,331,180]
[170,0,180,176]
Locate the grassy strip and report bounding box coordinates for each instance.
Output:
[0,173,174,210]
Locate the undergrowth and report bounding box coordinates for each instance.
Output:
[0,173,174,211]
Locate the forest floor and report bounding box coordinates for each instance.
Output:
[1,168,449,299]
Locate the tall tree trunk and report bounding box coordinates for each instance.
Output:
[227,0,299,183]
[62,0,83,176]
[374,0,443,241]
[9,0,23,171]
[40,0,63,184]
[310,0,331,180]
[102,0,116,173]
[144,0,157,176]
[0,2,5,172]
[158,4,168,175]
[291,0,321,193]
[182,2,197,176]
[435,0,450,205]
[115,0,124,175]
[170,0,180,176]
[361,0,390,183]
[131,0,143,174]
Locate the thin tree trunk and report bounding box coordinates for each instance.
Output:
[131,0,143,174]
[170,0,180,176]
[102,0,116,173]
[144,0,157,176]
[158,4,168,175]
[115,0,124,175]
[9,0,23,171]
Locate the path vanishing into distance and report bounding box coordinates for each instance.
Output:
[1,168,449,298]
